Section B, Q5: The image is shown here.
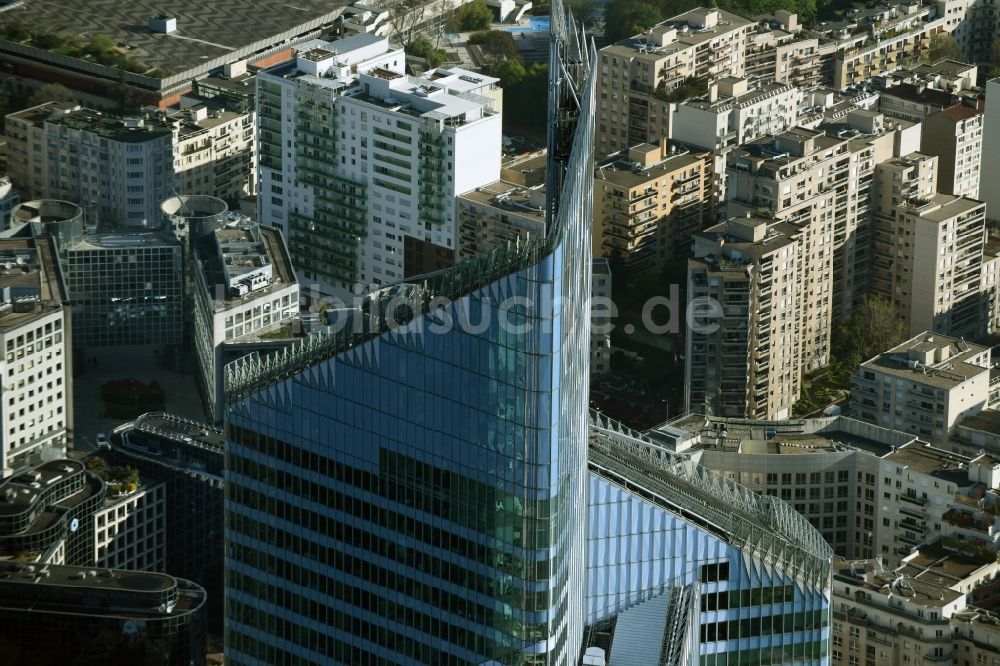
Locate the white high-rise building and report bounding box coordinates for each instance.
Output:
[0,237,70,477]
[256,34,502,295]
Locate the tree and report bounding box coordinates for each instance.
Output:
[567,0,600,26]
[388,0,429,48]
[990,37,1000,78]
[604,0,662,43]
[448,0,494,32]
[86,34,118,54]
[926,33,963,63]
[493,58,526,88]
[407,36,448,67]
[833,295,906,364]
[29,83,75,107]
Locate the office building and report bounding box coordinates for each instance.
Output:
[0,459,105,566]
[851,332,990,442]
[15,197,183,348]
[89,457,166,572]
[0,560,205,665]
[585,413,833,666]
[224,7,835,663]
[595,7,755,157]
[685,215,808,420]
[227,13,594,658]
[59,229,183,348]
[0,236,69,476]
[107,412,225,632]
[0,0,349,108]
[830,544,1000,666]
[257,34,501,294]
[6,103,176,230]
[191,216,298,423]
[593,142,711,273]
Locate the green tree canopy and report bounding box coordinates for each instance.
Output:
[604,0,662,42]
[449,0,494,32]
[926,33,963,62]
[406,36,448,67]
[29,83,75,107]
[832,295,907,365]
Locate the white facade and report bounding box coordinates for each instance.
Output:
[93,482,166,571]
[0,241,68,477]
[192,222,299,423]
[257,34,501,296]
[851,332,990,444]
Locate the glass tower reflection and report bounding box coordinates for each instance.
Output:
[223,0,596,662]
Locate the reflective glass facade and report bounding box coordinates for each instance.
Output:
[223,2,596,663]
[586,415,832,666]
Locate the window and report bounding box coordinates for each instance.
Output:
[700,562,729,583]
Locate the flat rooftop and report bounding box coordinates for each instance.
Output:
[196,223,295,311]
[860,332,989,389]
[0,0,350,78]
[457,181,546,222]
[957,409,1000,435]
[900,541,994,589]
[595,150,704,189]
[904,193,984,224]
[833,555,963,609]
[672,414,902,457]
[884,441,973,485]
[0,460,85,516]
[0,561,206,618]
[602,7,753,58]
[0,237,64,334]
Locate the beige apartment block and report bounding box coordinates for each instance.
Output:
[727,116,897,326]
[828,6,950,89]
[889,195,986,338]
[850,332,990,445]
[685,215,806,420]
[595,7,754,157]
[871,152,939,298]
[831,544,1000,666]
[922,101,984,199]
[593,142,710,274]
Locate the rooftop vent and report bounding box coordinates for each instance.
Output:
[149,15,177,34]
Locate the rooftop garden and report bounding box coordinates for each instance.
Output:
[0,22,172,77]
[88,456,140,496]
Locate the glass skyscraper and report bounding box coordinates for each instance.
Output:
[224,1,595,663]
[223,1,833,663]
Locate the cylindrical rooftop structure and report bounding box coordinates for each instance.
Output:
[14,200,85,250]
[161,195,228,243]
